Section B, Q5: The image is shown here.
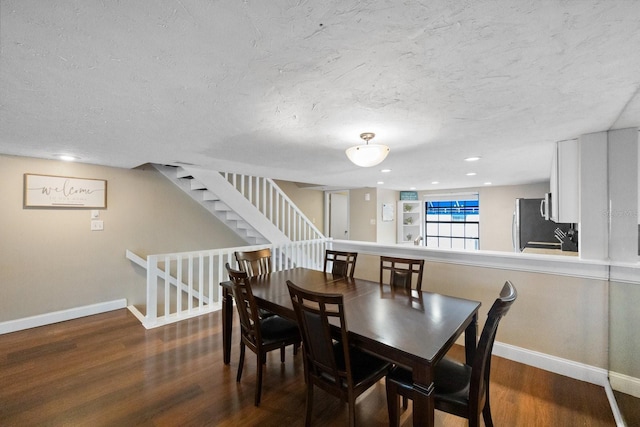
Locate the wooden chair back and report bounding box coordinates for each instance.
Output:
[380,256,425,291]
[323,250,358,278]
[235,248,272,276]
[225,263,261,348]
[287,279,390,426]
[468,280,517,416]
[385,280,517,427]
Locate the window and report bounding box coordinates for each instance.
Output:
[425,194,479,250]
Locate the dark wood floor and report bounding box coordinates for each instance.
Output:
[614,390,640,426]
[0,309,617,426]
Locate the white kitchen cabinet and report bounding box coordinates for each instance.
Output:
[397,200,424,244]
[550,139,579,223]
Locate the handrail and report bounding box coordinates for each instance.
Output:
[220,172,324,242]
[127,238,331,329]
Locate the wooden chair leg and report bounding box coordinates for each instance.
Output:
[386,380,401,427]
[280,346,285,363]
[348,395,356,427]
[304,382,314,427]
[483,401,494,427]
[255,351,263,406]
[402,395,408,409]
[236,342,245,382]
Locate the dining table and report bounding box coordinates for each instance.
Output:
[220,267,481,427]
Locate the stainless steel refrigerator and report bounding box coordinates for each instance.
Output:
[512,198,575,252]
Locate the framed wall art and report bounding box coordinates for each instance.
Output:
[24,174,107,208]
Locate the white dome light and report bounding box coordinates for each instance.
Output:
[345,133,390,167]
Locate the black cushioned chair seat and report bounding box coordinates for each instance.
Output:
[260,315,300,344]
[388,357,472,407]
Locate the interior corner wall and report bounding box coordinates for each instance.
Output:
[0,155,245,323]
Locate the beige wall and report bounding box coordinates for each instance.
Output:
[354,252,608,369]
[274,180,325,235]
[0,155,245,322]
[478,182,550,251]
[348,188,377,242]
[376,188,397,245]
[610,280,640,378]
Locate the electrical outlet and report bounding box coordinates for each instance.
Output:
[91,220,104,231]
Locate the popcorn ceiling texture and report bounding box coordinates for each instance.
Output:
[1,0,639,190]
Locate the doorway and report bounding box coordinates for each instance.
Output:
[325,191,349,240]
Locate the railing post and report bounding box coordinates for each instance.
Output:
[164,255,171,319]
[146,255,158,326]
[176,255,182,316]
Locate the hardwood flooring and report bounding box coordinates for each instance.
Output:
[614,391,640,426]
[0,309,616,426]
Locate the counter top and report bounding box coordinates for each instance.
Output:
[522,248,578,256]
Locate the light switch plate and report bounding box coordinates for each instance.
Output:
[91,220,104,231]
[91,210,100,219]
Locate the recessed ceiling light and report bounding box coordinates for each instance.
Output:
[466,172,477,176]
[484,182,492,185]
[377,181,384,185]
[409,187,416,190]
[58,154,79,161]
[431,181,439,185]
[465,156,481,162]
[381,169,391,173]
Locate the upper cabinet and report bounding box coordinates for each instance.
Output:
[550,139,579,223]
[397,200,424,244]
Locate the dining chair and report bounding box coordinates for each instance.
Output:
[235,248,275,319]
[385,281,517,427]
[323,249,358,279]
[225,263,300,406]
[379,256,425,291]
[234,248,272,276]
[286,280,391,427]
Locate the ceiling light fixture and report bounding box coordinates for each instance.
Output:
[345,132,390,167]
[58,154,79,161]
[465,156,481,162]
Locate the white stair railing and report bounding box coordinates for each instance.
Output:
[220,172,324,242]
[126,238,331,329]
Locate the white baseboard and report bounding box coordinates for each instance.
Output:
[492,341,609,386]
[0,299,127,335]
[609,370,640,399]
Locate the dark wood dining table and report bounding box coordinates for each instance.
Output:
[220,267,481,427]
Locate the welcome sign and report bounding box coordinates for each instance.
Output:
[24,174,107,208]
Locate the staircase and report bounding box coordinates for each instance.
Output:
[154,164,324,245]
[127,165,328,328]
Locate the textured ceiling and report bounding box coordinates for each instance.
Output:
[1,0,639,191]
